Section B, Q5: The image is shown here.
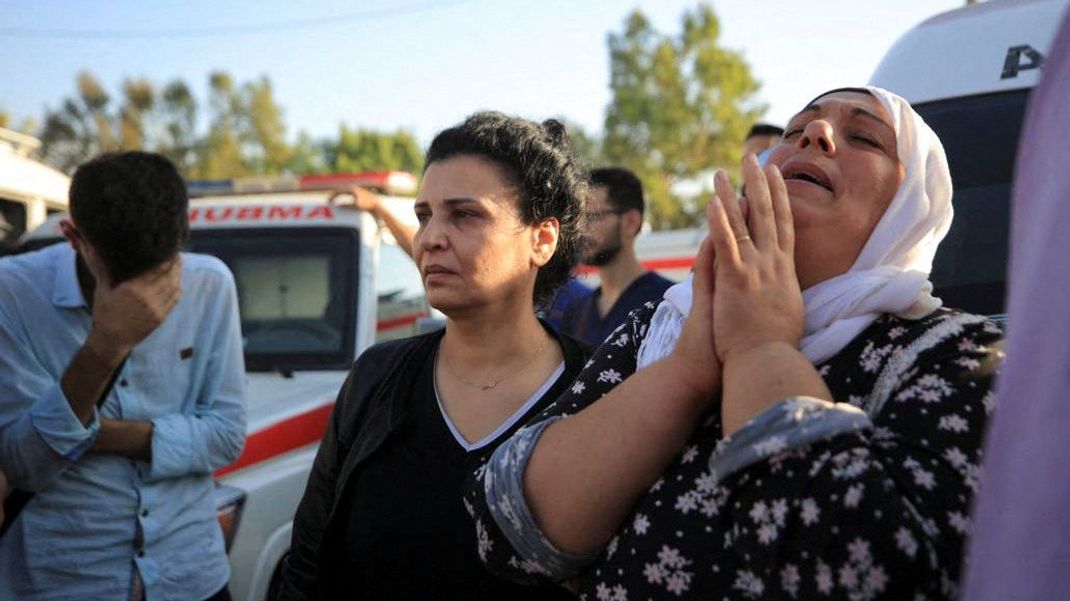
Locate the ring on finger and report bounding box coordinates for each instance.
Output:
[735,234,752,244]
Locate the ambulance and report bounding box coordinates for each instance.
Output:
[20,171,431,601]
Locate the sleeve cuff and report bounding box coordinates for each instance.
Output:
[484,416,597,581]
[141,414,195,482]
[709,396,872,486]
[30,381,99,461]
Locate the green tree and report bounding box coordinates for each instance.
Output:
[242,76,290,174]
[0,111,33,134]
[287,132,332,175]
[328,126,423,174]
[39,71,117,172]
[38,72,166,172]
[158,80,198,174]
[193,72,249,179]
[34,70,421,181]
[602,5,765,229]
[118,78,155,150]
[193,72,294,178]
[560,119,604,173]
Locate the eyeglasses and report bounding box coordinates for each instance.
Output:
[587,208,623,220]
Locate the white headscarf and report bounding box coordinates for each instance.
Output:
[636,86,953,369]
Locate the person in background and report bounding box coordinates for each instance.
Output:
[743,122,785,159]
[542,276,592,332]
[466,86,1003,600]
[0,151,246,601]
[331,185,418,258]
[961,8,1070,601]
[559,167,672,346]
[277,112,590,601]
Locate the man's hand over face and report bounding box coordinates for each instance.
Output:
[86,252,183,358]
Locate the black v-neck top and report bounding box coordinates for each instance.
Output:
[334,348,577,601]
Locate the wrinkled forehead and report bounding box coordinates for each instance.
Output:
[791,90,895,133]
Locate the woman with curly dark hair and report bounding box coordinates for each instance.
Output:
[276,112,589,600]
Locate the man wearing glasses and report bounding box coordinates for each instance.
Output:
[560,167,673,346]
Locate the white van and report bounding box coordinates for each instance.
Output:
[20,172,430,601]
[869,0,1069,320]
[0,128,69,250]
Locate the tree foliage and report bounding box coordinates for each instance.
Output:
[158,80,198,174]
[603,5,765,229]
[329,126,423,174]
[193,71,251,179]
[0,110,33,135]
[36,71,424,181]
[560,119,604,173]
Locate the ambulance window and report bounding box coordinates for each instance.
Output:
[913,89,1029,318]
[374,243,427,342]
[187,228,360,371]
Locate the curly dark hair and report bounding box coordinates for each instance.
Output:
[69,151,189,284]
[425,111,588,306]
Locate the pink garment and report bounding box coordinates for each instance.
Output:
[961,7,1070,600]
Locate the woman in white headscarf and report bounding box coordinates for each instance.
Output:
[464,87,1004,600]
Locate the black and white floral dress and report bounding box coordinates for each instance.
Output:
[464,305,1004,600]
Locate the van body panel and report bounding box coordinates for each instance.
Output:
[870,0,1067,103]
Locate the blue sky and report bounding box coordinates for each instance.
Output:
[1,0,963,145]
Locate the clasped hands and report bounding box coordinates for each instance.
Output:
[668,154,806,409]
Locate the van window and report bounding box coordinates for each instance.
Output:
[1,199,27,246]
[914,89,1029,318]
[374,243,428,341]
[187,228,360,371]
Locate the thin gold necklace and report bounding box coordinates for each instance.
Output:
[442,337,550,391]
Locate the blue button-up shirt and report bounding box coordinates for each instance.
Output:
[0,244,246,601]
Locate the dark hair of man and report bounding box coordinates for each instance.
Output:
[589,166,645,237]
[746,123,785,139]
[424,111,588,306]
[69,151,189,284]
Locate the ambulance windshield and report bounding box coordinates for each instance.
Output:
[187,227,359,371]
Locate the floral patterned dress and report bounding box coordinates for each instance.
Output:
[465,305,1004,600]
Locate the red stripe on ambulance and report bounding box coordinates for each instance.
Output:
[216,403,334,477]
[376,311,429,332]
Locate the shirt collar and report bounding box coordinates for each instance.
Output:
[52,244,89,309]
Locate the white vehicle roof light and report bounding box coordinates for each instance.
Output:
[187,171,418,198]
